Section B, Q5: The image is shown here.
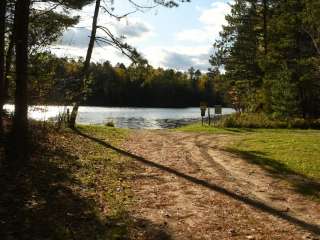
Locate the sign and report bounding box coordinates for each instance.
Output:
[214,105,222,115]
[200,102,207,117]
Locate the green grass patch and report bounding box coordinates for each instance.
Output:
[227,129,320,200]
[177,122,257,134]
[230,129,320,179]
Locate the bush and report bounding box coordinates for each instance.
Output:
[105,121,115,127]
[288,118,320,129]
[214,113,320,129]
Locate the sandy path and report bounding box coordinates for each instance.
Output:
[122,130,320,240]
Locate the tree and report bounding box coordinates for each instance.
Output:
[0,0,6,135]
[68,0,101,128]
[210,0,264,112]
[68,0,190,128]
[28,10,79,55]
[302,0,320,55]
[12,0,31,163]
[0,0,91,123]
[263,0,320,117]
[210,0,320,118]
[7,0,93,163]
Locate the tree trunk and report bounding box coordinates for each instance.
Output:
[68,103,79,128]
[69,0,100,128]
[263,0,268,55]
[0,0,6,135]
[12,0,31,163]
[4,34,14,100]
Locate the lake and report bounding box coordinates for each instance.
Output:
[3,105,235,129]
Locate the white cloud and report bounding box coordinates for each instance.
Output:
[114,19,153,40]
[199,2,230,27]
[51,44,131,66]
[143,45,212,71]
[175,1,231,44]
[176,29,211,43]
[57,17,153,49]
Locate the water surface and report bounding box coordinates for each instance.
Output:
[4,105,235,129]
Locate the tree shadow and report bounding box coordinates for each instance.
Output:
[72,128,320,236]
[224,148,320,200]
[0,131,172,240]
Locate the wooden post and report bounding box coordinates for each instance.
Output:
[200,103,207,126]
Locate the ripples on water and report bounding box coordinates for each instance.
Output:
[4,105,235,129]
[103,117,200,129]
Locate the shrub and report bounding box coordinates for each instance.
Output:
[105,121,115,127]
[214,113,320,129]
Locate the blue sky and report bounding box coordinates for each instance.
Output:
[52,0,232,71]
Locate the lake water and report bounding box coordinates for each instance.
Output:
[4,105,235,129]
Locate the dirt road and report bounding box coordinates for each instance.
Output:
[122,130,320,240]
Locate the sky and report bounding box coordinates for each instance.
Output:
[51,0,232,71]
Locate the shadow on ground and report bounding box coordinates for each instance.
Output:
[72,128,320,236]
[224,148,320,200]
[0,130,172,240]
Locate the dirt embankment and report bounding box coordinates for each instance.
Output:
[122,130,320,240]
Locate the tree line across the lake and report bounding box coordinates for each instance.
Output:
[23,52,223,108]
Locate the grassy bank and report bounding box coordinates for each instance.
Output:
[178,123,320,199]
[178,122,252,134]
[0,125,135,240]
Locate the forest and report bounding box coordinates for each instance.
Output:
[23,52,221,107]
[210,0,320,118]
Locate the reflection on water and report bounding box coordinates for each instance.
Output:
[4,105,235,129]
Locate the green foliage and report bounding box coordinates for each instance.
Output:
[24,53,224,107]
[29,10,79,52]
[214,113,320,129]
[214,113,285,128]
[87,62,223,107]
[42,0,95,10]
[210,0,320,118]
[267,64,300,118]
[105,121,115,127]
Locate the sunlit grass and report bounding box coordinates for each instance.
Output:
[231,129,320,180]
[177,122,235,134]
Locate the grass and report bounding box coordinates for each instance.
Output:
[178,123,320,200]
[230,129,320,180]
[0,124,135,240]
[177,122,250,134]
